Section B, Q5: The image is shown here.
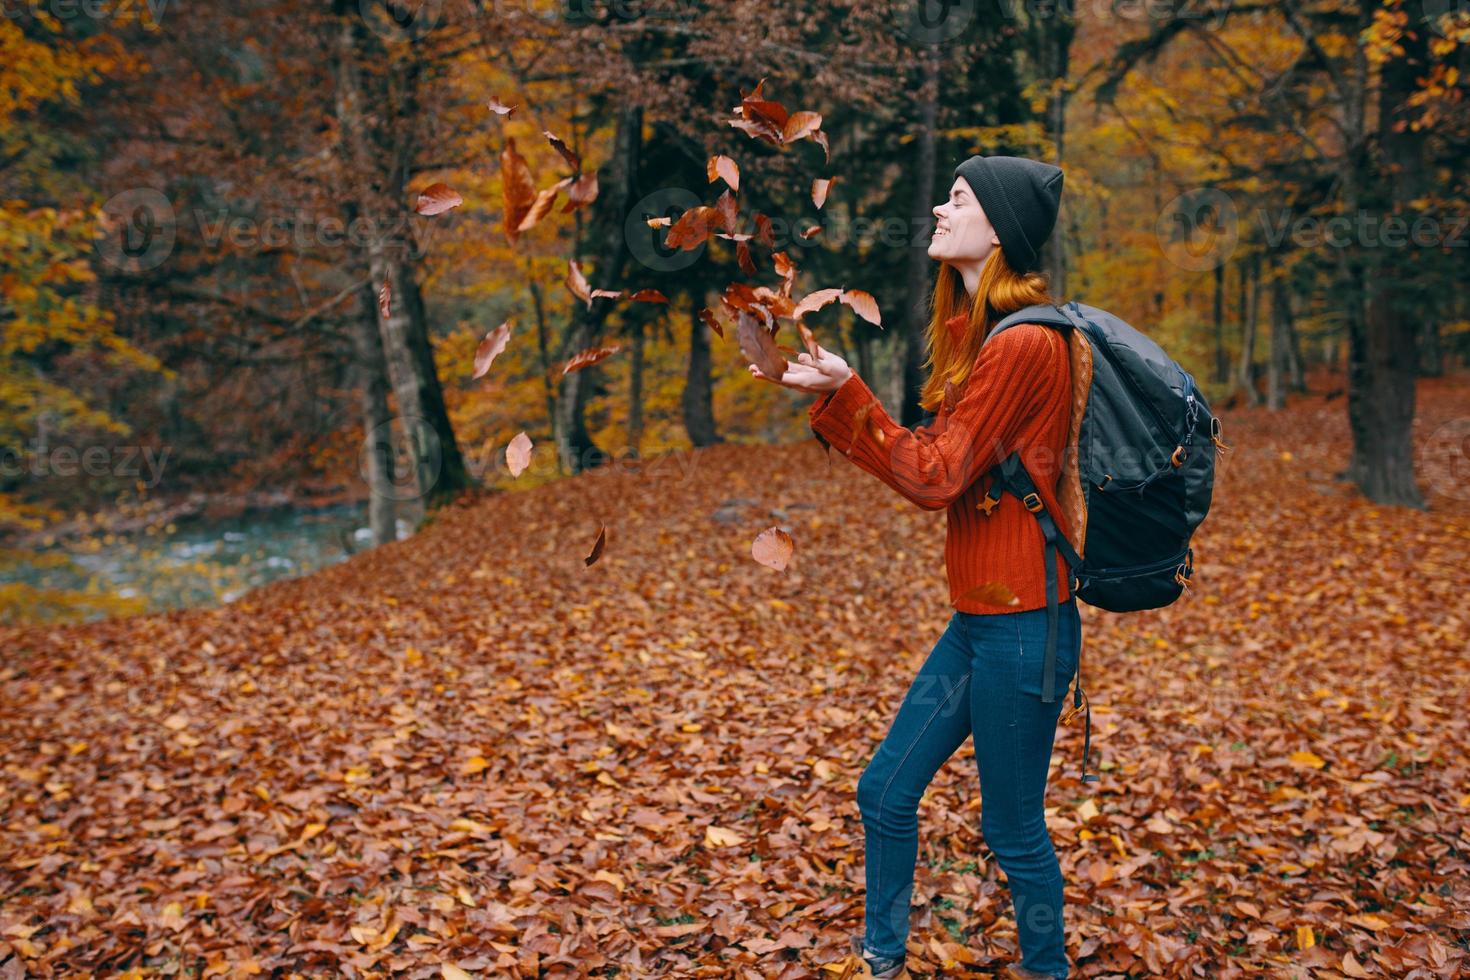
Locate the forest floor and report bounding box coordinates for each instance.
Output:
[2,376,1467,979]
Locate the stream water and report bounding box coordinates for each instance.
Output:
[1,500,411,622]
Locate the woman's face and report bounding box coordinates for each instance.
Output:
[928,176,1001,265]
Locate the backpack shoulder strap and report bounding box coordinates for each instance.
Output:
[987,303,1075,344]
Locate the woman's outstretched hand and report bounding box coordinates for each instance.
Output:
[748,344,853,395]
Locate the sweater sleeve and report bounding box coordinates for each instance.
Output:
[808,324,1065,512]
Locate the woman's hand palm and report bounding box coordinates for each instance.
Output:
[749,345,851,394]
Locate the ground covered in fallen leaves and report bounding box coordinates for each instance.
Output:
[3,378,1468,979]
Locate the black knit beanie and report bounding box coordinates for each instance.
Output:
[952,155,1064,274]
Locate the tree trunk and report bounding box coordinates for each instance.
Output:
[529,279,563,475]
[682,292,721,447]
[1212,261,1228,384]
[344,205,396,546]
[1267,262,1289,411]
[1284,282,1306,393]
[626,318,644,458]
[1038,0,1075,299]
[332,4,472,511]
[895,45,940,427]
[367,245,472,506]
[1234,255,1262,406]
[1418,317,1442,377]
[556,102,641,475]
[1344,21,1428,507]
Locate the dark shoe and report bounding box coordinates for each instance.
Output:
[849,934,909,979]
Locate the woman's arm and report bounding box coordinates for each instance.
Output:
[807,324,1066,511]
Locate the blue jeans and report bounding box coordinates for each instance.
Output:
[855,597,1082,978]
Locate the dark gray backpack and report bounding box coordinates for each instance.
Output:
[921,300,1228,782]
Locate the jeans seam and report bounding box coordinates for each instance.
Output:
[1012,615,1023,731]
[869,664,970,958]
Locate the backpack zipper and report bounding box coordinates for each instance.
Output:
[1083,546,1190,581]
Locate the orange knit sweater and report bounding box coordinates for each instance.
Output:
[808,322,1075,614]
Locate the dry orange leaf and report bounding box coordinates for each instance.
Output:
[737,310,787,381]
[585,523,606,566]
[708,153,740,191]
[473,321,512,379]
[562,344,622,375]
[414,183,463,216]
[812,176,836,209]
[841,288,881,326]
[505,432,532,477]
[751,527,794,571]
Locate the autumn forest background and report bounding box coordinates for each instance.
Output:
[1,0,1468,977]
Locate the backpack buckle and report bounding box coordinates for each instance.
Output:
[1022,491,1043,513]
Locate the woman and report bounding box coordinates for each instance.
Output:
[750,155,1081,979]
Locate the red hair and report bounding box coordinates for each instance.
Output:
[917,250,1055,413]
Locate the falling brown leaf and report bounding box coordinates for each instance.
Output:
[798,224,821,240]
[505,432,532,478]
[414,183,463,216]
[708,153,740,191]
[790,288,843,321]
[736,240,756,277]
[737,311,787,381]
[629,289,668,304]
[797,322,819,360]
[751,527,794,571]
[956,581,1022,606]
[812,176,836,209]
[516,176,575,233]
[487,96,517,116]
[377,277,391,320]
[840,288,881,326]
[566,259,592,308]
[772,251,797,297]
[727,77,787,143]
[562,171,599,212]
[501,136,537,242]
[472,320,512,379]
[783,110,823,145]
[698,307,726,340]
[584,523,606,566]
[714,188,738,234]
[543,129,580,172]
[754,212,776,247]
[562,344,623,375]
[666,205,720,251]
